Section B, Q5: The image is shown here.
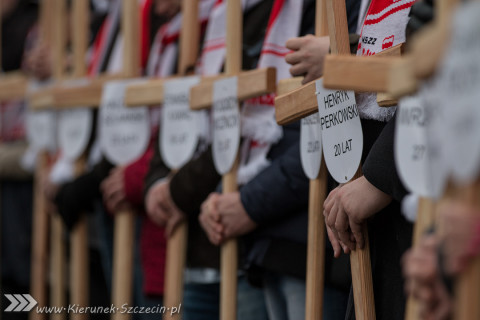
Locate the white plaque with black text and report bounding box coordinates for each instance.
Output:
[395,96,432,197]
[161,76,201,169]
[58,109,93,161]
[99,80,150,166]
[212,77,240,175]
[316,79,362,183]
[300,113,322,180]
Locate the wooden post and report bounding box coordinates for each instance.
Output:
[70,1,90,319]
[50,1,68,319]
[29,1,55,320]
[219,1,243,319]
[452,181,480,320]
[325,1,376,318]
[111,1,140,319]
[403,197,436,320]
[30,153,50,320]
[304,2,329,319]
[162,1,199,320]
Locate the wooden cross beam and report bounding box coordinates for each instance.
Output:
[187,1,277,319]
[275,1,376,319]
[28,73,125,110]
[275,44,402,125]
[0,72,29,102]
[322,0,460,98]
[125,68,274,107]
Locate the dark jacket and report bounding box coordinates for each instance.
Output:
[2,0,37,72]
[358,115,412,320]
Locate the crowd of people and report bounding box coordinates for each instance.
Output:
[1,0,479,320]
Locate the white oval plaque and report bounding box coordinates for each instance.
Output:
[212,77,240,175]
[300,112,322,180]
[58,109,93,161]
[99,81,150,166]
[395,96,432,197]
[438,5,480,184]
[316,79,363,183]
[161,76,201,169]
[27,110,57,152]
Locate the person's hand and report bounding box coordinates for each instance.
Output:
[438,200,480,275]
[214,192,257,240]
[199,192,257,246]
[199,193,224,245]
[402,235,452,320]
[23,44,52,80]
[145,180,185,237]
[42,175,59,202]
[41,171,59,213]
[323,176,392,256]
[100,166,127,213]
[285,35,330,84]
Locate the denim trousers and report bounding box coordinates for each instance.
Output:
[263,272,348,320]
[183,276,269,320]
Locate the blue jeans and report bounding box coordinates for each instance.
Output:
[94,203,146,320]
[263,272,348,320]
[183,276,269,320]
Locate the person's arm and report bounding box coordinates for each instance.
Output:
[54,158,113,230]
[240,140,309,226]
[362,114,408,203]
[123,145,155,207]
[144,139,170,195]
[169,146,221,217]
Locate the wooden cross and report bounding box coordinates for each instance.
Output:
[273,1,329,319]
[29,1,141,319]
[187,1,277,319]
[319,1,479,320]
[26,0,67,319]
[125,2,203,319]
[118,3,202,319]
[59,1,91,319]
[28,0,52,309]
[275,1,377,319]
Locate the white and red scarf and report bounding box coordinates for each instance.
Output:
[145,0,216,149]
[200,0,303,184]
[147,0,216,78]
[356,0,415,122]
